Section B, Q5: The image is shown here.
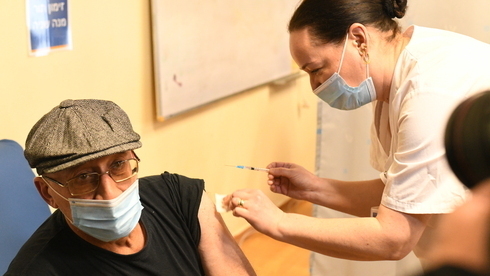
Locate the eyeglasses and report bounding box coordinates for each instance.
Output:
[42,158,139,196]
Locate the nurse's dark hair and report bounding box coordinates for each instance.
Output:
[444,90,490,189]
[288,0,408,44]
[445,90,490,275]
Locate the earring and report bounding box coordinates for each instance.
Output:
[357,44,370,64]
[357,45,365,56]
[363,52,370,64]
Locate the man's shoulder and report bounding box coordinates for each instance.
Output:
[139,172,204,190]
[141,172,203,182]
[5,211,67,275]
[138,172,204,209]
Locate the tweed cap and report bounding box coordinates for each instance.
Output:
[25,99,142,175]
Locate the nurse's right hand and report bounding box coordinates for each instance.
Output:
[267,162,322,202]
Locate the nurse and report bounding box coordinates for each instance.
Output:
[228,0,490,263]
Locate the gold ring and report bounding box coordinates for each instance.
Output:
[238,199,245,207]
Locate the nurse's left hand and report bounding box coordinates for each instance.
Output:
[226,189,285,238]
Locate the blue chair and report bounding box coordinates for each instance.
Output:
[0,139,51,274]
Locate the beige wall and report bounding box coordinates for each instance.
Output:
[0,1,317,235]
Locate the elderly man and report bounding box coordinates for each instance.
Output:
[5,99,255,276]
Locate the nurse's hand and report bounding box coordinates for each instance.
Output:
[227,189,285,238]
[267,162,322,202]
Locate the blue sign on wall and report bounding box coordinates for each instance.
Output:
[27,0,71,56]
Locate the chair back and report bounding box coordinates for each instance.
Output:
[0,139,51,274]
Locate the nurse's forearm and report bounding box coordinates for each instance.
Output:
[312,178,385,217]
[272,209,426,261]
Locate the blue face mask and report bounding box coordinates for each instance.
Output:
[67,180,143,242]
[313,34,376,110]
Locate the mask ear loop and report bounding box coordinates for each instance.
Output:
[337,33,349,73]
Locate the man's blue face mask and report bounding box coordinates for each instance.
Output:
[68,179,143,242]
[45,178,143,242]
[313,34,376,110]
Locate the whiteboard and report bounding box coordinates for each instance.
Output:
[151,0,299,120]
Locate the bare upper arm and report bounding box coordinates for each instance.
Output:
[197,192,256,276]
[376,204,432,260]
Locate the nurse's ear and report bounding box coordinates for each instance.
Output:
[349,23,370,62]
[349,23,369,51]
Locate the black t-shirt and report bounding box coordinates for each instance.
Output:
[5,172,205,276]
[421,265,487,276]
[420,265,484,276]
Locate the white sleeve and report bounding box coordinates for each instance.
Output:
[381,91,467,214]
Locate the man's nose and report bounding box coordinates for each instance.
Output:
[94,173,121,200]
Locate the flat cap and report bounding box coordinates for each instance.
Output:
[25,99,142,175]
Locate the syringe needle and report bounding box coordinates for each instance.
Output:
[226,165,269,172]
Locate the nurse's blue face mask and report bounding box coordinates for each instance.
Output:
[313,34,377,110]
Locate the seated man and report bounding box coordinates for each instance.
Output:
[5,99,256,275]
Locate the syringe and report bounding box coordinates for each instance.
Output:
[226,165,269,172]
